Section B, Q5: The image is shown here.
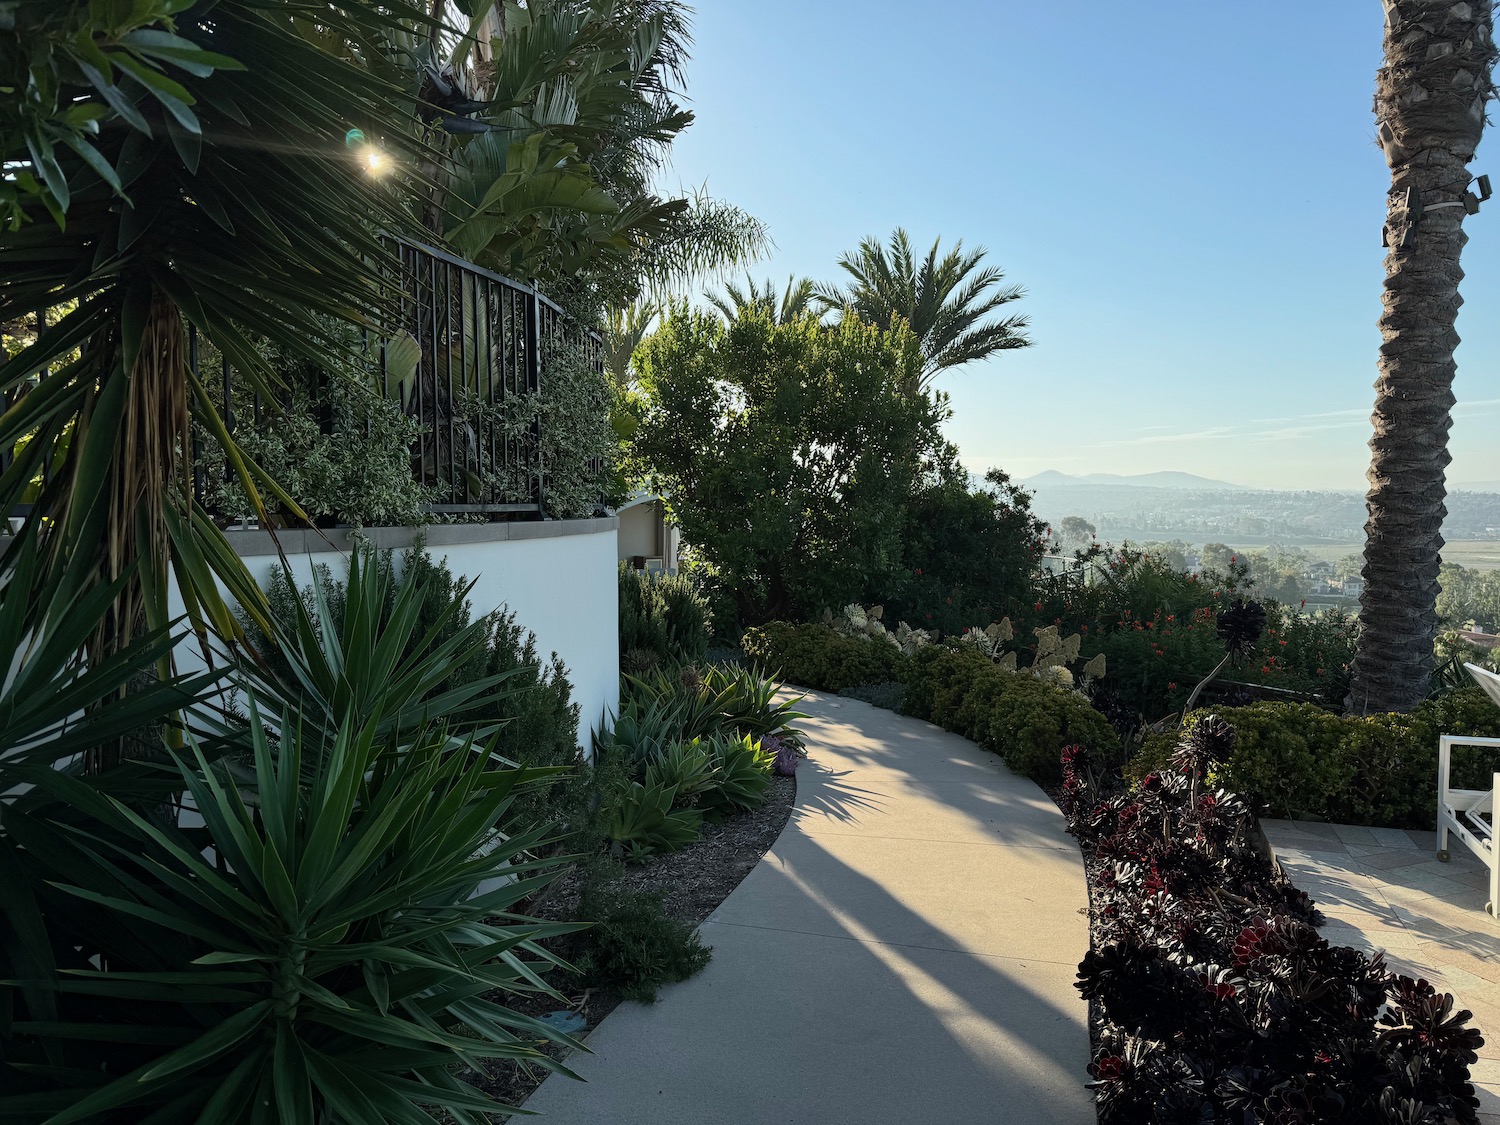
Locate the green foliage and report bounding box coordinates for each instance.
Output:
[619,563,711,667]
[595,661,788,855]
[1,541,585,1124]
[883,462,1047,634]
[1127,688,1500,828]
[571,878,713,1004]
[440,4,765,304]
[902,648,1122,785]
[0,1,246,231]
[602,776,703,858]
[2,709,579,1125]
[742,620,912,694]
[193,324,433,527]
[615,662,805,758]
[233,543,583,834]
[1,0,442,657]
[698,733,774,818]
[632,306,943,623]
[645,738,718,806]
[1437,560,1500,631]
[460,331,621,519]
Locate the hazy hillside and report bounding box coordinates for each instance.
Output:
[1020,472,1500,544]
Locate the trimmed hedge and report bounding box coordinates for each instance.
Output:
[741,620,908,694]
[744,621,1121,785]
[1131,688,1500,828]
[902,648,1121,785]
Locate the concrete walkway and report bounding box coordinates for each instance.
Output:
[1262,819,1500,1121]
[522,691,1094,1124]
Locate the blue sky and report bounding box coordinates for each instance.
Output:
[662,1,1500,492]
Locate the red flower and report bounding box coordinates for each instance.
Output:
[1168,682,1178,690]
[913,568,923,576]
[1034,601,1043,612]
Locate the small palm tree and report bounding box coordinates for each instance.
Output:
[817,228,1031,395]
[707,275,818,325]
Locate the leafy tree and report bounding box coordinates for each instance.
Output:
[632,306,942,623]
[1349,0,1498,712]
[1058,515,1097,553]
[882,462,1047,635]
[816,228,1031,394]
[707,275,819,325]
[1436,562,1500,632]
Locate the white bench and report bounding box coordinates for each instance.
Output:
[1434,663,1500,917]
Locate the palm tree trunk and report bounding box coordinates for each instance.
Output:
[83,291,190,773]
[1347,0,1497,715]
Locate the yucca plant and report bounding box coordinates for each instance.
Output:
[208,544,526,756]
[0,0,440,750]
[0,528,217,1060]
[1,703,583,1125]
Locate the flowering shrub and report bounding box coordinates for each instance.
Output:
[1064,720,1486,1123]
[827,603,934,656]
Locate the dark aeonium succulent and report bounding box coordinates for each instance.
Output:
[1215,598,1267,659]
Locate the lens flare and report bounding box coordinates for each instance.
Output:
[362,146,388,175]
[344,127,365,147]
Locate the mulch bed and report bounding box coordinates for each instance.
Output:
[470,772,797,1120]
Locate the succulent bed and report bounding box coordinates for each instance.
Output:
[1059,718,1487,1124]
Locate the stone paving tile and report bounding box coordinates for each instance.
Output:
[1333,823,1380,847]
[1407,829,1439,850]
[1269,819,1341,840]
[1369,826,1420,849]
[1352,850,1436,872]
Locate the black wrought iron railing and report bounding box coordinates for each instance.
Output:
[192,237,604,523]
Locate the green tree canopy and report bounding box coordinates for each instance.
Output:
[632,306,943,623]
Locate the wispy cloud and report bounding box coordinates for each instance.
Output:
[1092,399,1500,451]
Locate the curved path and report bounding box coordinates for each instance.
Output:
[523,691,1095,1123]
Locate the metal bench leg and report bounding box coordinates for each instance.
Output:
[1438,737,1452,861]
[1491,772,1500,919]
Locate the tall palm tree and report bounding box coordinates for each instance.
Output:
[707,274,818,325]
[1347,0,1498,714]
[816,228,1031,395]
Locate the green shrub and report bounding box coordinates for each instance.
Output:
[903,647,1120,785]
[572,878,713,1003]
[618,564,711,667]
[742,620,911,694]
[6,659,577,1123]
[244,543,584,833]
[1125,688,1500,828]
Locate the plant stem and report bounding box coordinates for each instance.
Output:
[1182,652,1233,720]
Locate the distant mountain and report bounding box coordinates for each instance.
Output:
[1021,470,1249,491]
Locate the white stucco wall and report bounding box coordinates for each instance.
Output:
[168,518,620,747]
